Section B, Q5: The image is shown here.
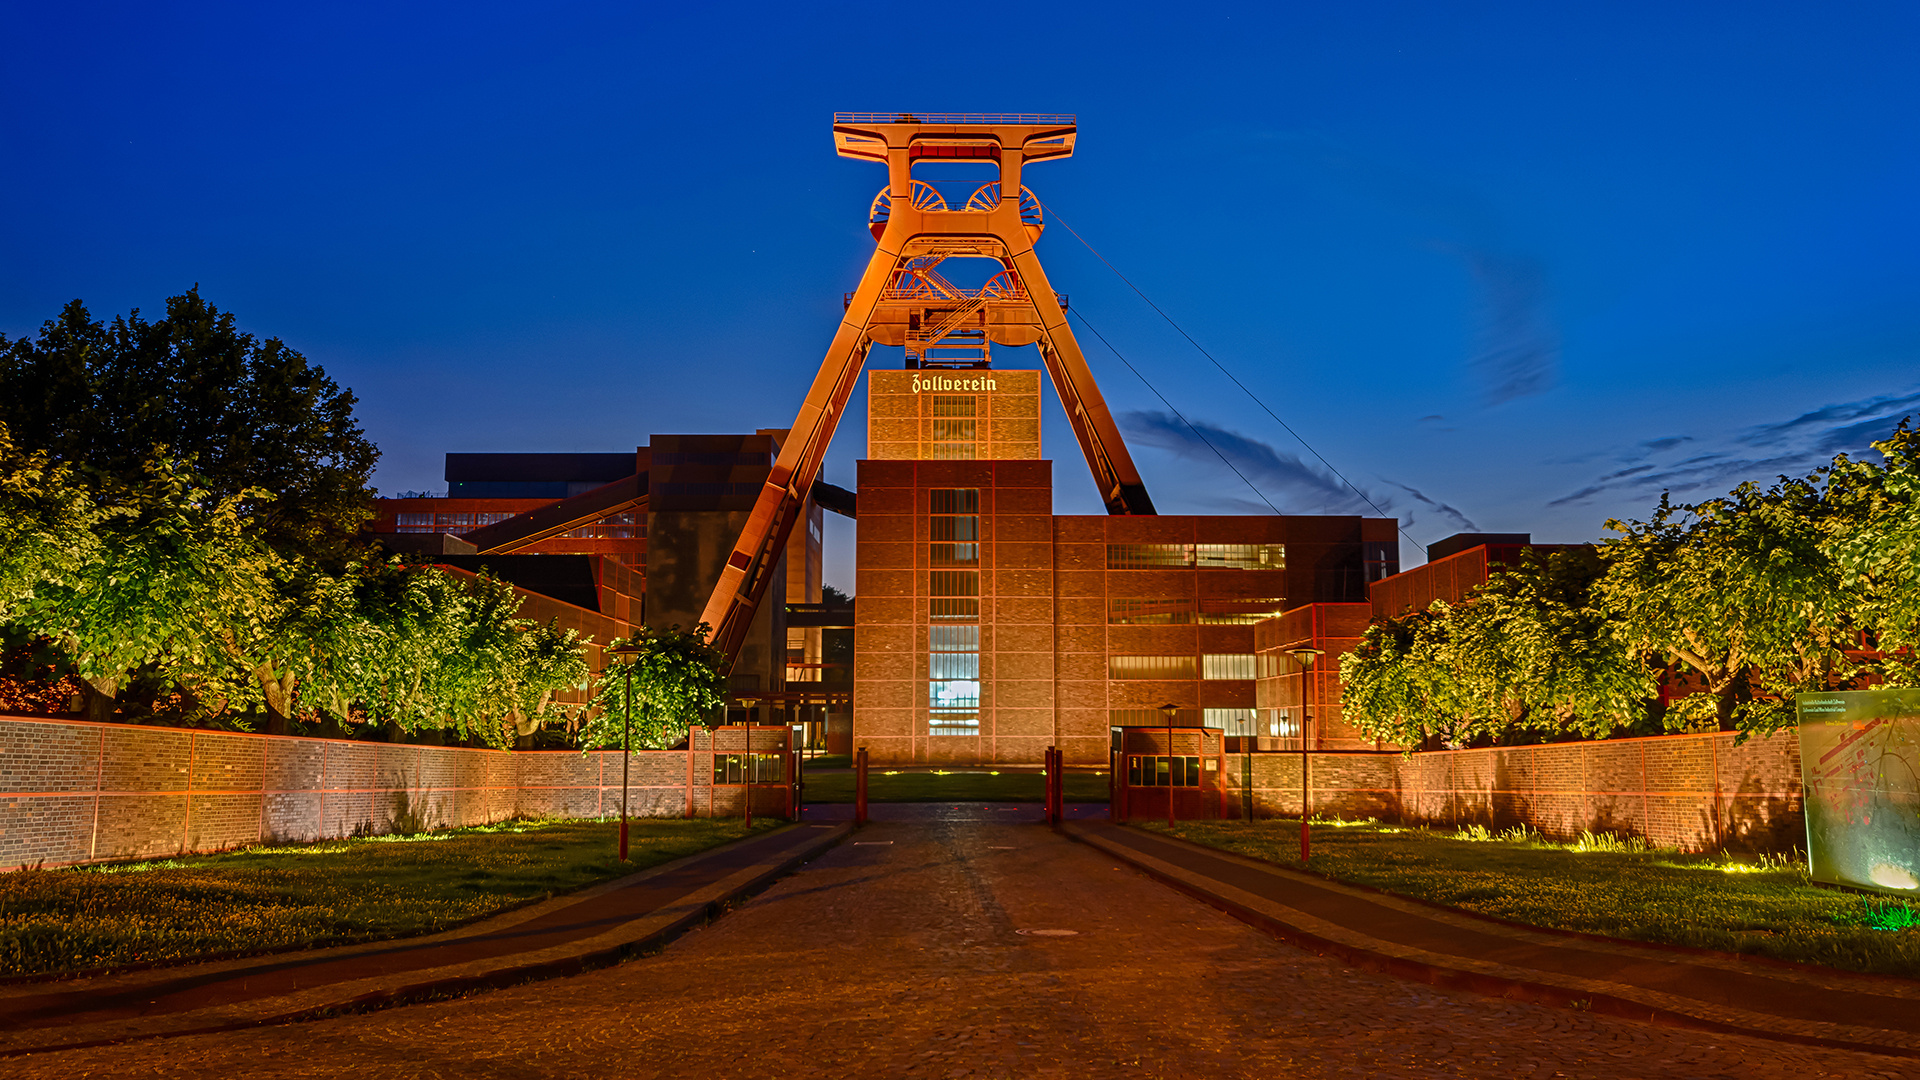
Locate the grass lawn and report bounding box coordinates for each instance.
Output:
[0,816,774,978]
[1152,818,1920,979]
[803,768,1110,803]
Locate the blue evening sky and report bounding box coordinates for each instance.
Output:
[4,2,1916,589]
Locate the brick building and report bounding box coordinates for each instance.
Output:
[853,369,1398,766]
[367,436,829,729]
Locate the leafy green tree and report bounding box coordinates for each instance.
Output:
[217,558,359,733]
[581,625,727,751]
[1449,548,1655,739]
[1825,422,1920,685]
[1340,604,1482,749]
[502,621,594,747]
[1597,478,1854,736]
[294,564,589,747]
[7,455,283,724]
[0,288,379,566]
[0,423,118,623]
[1342,550,1655,749]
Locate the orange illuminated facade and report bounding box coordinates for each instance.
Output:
[853,370,1397,765]
[373,113,1410,765]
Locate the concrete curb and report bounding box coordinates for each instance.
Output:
[0,822,852,1057]
[1062,821,1920,1060]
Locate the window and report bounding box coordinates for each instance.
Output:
[1108,598,1194,625]
[930,395,978,459]
[1107,543,1193,569]
[1109,655,1198,680]
[929,625,980,734]
[1127,755,1202,787]
[1196,597,1287,625]
[1194,544,1285,570]
[395,511,518,534]
[929,490,981,736]
[930,512,979,566]
[1202,654,1256,680]
[1263,708,1300,738]
[1111,707,1199,727]
[930,395,976,417]
[929,598,980,620]
[713,754,785,784]
[930,489,979,514]
[1205,708,1257,734]
[928,570,979,597]
[1105,544,1285,569]
[559,512,647,539]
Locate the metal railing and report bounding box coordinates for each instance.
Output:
[834,112,1075,126]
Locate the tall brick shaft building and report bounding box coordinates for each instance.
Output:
[854,368,1398,765]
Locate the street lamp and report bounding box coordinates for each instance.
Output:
[608,640,643,862]
[1283,647,1324,864]
[1240,710,1254,826]
[1159,702,1179,828]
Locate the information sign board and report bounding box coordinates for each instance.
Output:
[1797,688,1920,894]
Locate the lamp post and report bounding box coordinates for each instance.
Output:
[1241,712,1254,825]
[608,640,643,862]
[1284,648,1323,864]
[1159,702,1179,828]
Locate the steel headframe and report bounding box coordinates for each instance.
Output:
[697,113,1156,667]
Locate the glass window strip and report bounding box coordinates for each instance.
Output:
[1201,654,1257,680]
[1126,755,1202,787]
[1108,655,1199,680]
[1108,598,1195,625]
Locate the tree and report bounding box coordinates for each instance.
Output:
[0,423,117,623]
[501,620,594,747]
[1597,478,1854,736]
[1340,604,1482,749]
[1825,422,1920,686]
[0,288,379,566]
[1341,549,1656,749]
[1448,548,1655,739]
[7,453,284,724]
[580,625,727,752]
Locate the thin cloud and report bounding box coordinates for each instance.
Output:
[1465,251,1560,405]
[1548,386,1920,507]
[1121,410,1478,534]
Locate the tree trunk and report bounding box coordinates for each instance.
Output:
[79,675,119,724]
[253,663,297,736]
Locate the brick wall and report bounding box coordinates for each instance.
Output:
[1202,729,1804,852]
[0,717,791,870]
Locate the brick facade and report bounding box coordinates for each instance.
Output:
[1194,728,1804,852]
[0,716,791,870]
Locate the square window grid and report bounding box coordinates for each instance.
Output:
[1127,755,1202,787]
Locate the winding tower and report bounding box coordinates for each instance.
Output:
[699,112,1154,664]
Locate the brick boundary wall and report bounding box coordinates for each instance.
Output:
[0,716,790,870]
[1218,729,1804,853]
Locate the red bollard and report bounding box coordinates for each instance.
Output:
[1050,746,1064,824]
[1043,747,1055,824]
[854,746,869,827]
[1056,747,1065,822]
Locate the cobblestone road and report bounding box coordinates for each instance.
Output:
[14,807,1908,1079]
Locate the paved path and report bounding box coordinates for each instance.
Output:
[0,822,848,1053]
[1069,820,1920,1059]
[3,805,1901,1078]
